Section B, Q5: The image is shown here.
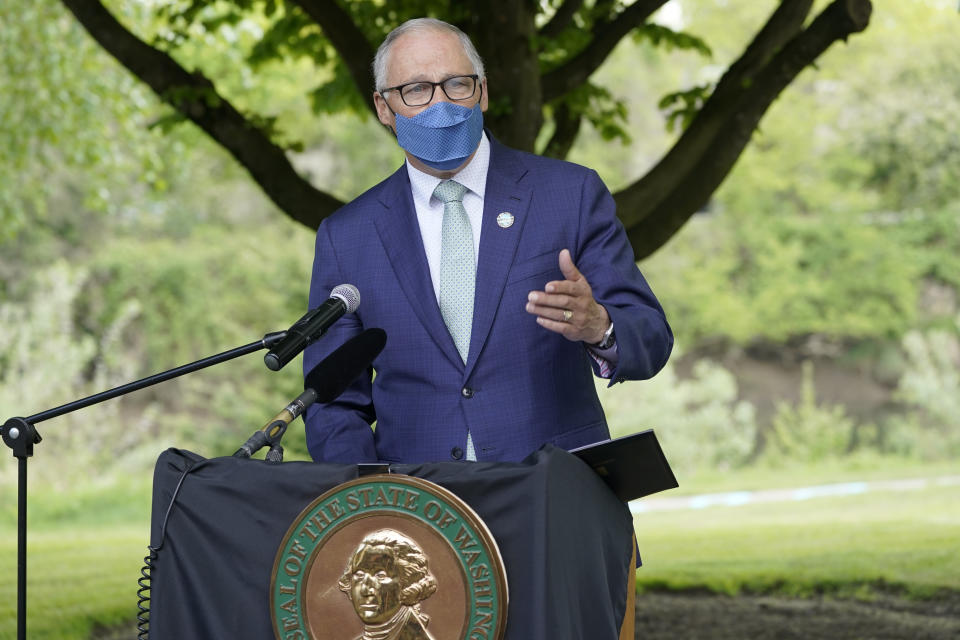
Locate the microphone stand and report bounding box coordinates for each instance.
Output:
[0,330,287,640]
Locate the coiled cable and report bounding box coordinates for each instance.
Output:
[136,460,194,638]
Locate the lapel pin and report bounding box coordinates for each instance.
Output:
[496,212,515,228]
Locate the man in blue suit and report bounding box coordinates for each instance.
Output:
[303,18,672,464]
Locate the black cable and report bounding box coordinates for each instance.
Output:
[136,547,158,638]
[137,460,194,638]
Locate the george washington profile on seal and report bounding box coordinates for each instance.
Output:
[338,529,438,640]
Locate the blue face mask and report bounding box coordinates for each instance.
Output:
[394,102,484,171]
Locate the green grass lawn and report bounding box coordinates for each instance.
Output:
[0,525,149,640]
[0,460,957,639]
[0,477,152,640]
[634,480,960,599]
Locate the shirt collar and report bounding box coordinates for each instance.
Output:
[406,132,490,208]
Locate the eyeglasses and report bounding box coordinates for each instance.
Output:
[380,75,479,108]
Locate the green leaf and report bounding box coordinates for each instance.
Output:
[658,84,713,133]
[632,23,712,58]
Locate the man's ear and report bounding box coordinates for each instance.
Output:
[479,78,489,112]
[374,92,395,129]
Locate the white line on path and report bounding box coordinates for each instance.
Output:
[629,475,960,514]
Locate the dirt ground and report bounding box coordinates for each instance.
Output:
[94,592,960,639]
[634,592,960,640]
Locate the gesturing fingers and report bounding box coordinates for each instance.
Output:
[524,249,609,344]
[525,293,578,324]
[527,290,576,312]
[526,287,607,343]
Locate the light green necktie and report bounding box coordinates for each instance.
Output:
[433,179,477,460]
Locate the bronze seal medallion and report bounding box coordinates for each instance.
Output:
[271,474,508,640]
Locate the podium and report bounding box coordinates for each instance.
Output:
[146,442,668,639]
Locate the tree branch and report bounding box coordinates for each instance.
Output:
[707,0,815,110]
[620,0,817,214]
[289,0,377,117]
[541,102,583,159]
[616,0,873,259]
[541,0,668,102]
[539,0,584,40]
[59,0,341,230]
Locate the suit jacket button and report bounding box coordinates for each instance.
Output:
[451,447,464,460]
[461,387,474,398]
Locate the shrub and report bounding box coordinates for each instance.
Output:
[765,361,855,463]
[599,352,757,474]
[887,319,960,459]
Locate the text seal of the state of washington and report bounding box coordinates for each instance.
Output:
[270,474,508,640]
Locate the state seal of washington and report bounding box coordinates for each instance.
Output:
[270,475,508,640]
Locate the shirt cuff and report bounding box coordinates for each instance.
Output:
[586,341,619,378]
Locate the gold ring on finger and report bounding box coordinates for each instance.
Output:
[562,309,573,322]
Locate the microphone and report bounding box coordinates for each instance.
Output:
[235,328,386,459]
[264,284,360,371]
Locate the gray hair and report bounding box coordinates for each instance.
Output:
[372,18,485,92]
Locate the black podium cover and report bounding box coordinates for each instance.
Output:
[148,444,634,639]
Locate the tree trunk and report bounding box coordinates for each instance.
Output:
[464,1,542,151]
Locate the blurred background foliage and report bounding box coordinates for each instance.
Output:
[0,0,958,489]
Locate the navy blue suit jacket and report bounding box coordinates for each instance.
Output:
[303,138,672,464]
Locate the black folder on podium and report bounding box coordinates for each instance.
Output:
[570,428,679,502]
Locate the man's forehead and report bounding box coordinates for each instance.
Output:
[386,28,472,83]
[392,26,461,50]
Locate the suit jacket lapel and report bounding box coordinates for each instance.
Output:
[466,141,532,376]
[372,167,464,369]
